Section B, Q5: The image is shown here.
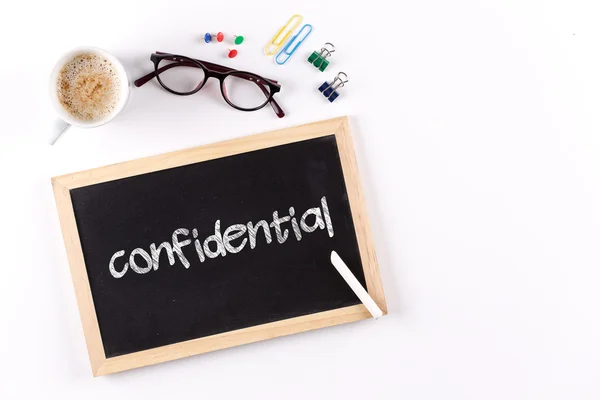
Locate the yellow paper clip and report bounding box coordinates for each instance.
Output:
[265,14,303,56]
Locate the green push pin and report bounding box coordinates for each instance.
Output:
[233,35,244,45]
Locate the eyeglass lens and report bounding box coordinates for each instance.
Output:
[157,59,206,94]
[222,73,271,109]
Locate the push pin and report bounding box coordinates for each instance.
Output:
[308,42,335,72]
[227,48,238,58]
[204,32,224,43]
[233,35,245,45]
[318,72,348,102]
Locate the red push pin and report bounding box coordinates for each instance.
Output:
[204,32,224,43]
[227,48,238,58]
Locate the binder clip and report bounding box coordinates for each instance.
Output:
[308,42,335,72]
[265,14,303,56]
[318,72,348,102]
[275,24,313,65]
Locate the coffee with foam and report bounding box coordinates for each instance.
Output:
[57,53,122,122]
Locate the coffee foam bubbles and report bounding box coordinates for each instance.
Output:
[57,53,122,122]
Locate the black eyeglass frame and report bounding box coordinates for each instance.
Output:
[134,52,285,118]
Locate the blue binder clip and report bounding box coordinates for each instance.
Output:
[318,72,348,102]
[275,24,313,65]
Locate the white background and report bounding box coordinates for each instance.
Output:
[1,0,599,398]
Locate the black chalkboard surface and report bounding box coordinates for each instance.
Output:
[52,117,386,375]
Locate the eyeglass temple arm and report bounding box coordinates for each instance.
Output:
[266,92,285,118]
[134,61,279,88]
[134,63,178,87]
[133,56,285,118]
[135,52,280,86]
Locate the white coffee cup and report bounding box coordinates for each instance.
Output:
[49,46,130,145]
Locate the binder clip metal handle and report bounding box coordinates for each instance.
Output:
[308,42,335,72]
[275,24,313,65]
[318,72,348,102]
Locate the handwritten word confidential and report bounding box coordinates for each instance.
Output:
[109,196,334,279]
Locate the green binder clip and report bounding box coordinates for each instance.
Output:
[308,42,335,72]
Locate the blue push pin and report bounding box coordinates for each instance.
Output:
[318,72,348,102]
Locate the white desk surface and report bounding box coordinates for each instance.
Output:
[1,1,599,398]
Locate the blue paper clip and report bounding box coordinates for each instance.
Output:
[275,24,313,65]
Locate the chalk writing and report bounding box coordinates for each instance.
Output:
[108,196,335,279]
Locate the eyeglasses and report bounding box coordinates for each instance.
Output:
[134,52,285,118]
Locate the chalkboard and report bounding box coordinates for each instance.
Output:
[52,117,386,376]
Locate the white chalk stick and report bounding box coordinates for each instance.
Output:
[330,251,383,319]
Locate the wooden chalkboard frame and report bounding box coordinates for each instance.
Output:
[52,116,387,376]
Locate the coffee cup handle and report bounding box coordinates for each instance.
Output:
[49,119,71,145]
